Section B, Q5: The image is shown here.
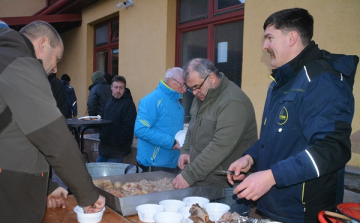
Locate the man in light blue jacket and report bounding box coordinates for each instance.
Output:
[135,67,186,173]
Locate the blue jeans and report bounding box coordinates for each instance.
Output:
[96,155,124,163]
[213,187,251,216]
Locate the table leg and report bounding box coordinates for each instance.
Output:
[80,126,92,163]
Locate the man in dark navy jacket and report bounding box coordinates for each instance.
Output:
[227,8,358,223]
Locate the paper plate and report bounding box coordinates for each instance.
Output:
[337,203,360,221]
[175,130,187,147]
[78,116,101,120]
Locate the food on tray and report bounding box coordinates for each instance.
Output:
[189,203,214,223]
[93,177,174,197]
[93,179,113,190]
[113,181,122,190]
[218,211,244,222]
[189,204,251,223]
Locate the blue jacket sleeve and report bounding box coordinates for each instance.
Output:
[134,98,174,149]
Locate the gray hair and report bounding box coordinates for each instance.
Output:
[183,58,220,80]
[164,67,184,82]
[19,20,62,48]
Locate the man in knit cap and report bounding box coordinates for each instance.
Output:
[87,71,111,117]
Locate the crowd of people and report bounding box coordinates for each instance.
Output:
[0,6,358,223]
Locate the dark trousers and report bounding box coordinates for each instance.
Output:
[139,165,180,174]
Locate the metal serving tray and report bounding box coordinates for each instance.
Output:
[93,171,225,216]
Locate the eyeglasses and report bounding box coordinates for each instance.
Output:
[171,78,186,88]
[186,75,209,93]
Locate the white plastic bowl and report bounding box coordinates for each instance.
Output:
[182,196,210,207]
[175,130,187,147]
[159,199,186,212]
[153,211,184,223]
[203,202,230,222]
[136,204,165,222]
[177,206,193,223]
[73,205,105,223]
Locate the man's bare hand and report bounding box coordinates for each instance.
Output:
[233,169,276,201]
[178,154,190,170]
[83,195,106,213]
[172,140,181,150]
[227,155,253,185]
[171,173,190,189]
[47,187,68,208]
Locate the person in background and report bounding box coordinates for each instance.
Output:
[97,75,137,163]
[48,73,68,117]
[227,8,358,223]
[135,67,186,173]
[104,73,114,85]
[61,73,77,118]
[87,71,111,117]
[171,58,258,215]
[0,20,105,223]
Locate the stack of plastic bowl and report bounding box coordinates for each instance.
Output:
[73,206,106,223]
[203,202,230,222]
[159,199,186,212]
[178,205,193,223]
[136,204,164,222]
[182,196,210,207]
[153,211,184,223]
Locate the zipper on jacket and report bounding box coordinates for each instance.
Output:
[151,146,160,162]
[302,182,306,212]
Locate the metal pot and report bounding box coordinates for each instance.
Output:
[86,162,142,178]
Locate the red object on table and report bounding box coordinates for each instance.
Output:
[318,210,343,223]
[337,203,360,221]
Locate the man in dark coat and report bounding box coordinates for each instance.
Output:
[96,75,137,163]
[48,73,68,117]
[87,71,111,117]
[61,73,77,118]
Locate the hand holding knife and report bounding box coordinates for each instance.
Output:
[214,170,247,176]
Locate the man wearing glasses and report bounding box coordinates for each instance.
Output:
[135,67,186,173]
[171,58,258,215]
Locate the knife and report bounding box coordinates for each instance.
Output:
[214,170,247,175]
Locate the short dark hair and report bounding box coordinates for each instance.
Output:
[112,75,126,86]
[183,58,220,80]
[263,8,313,46]
[61,74,71,82]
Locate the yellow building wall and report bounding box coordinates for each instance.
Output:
[57,0,177,116]
[58,0,120,117]
[118,0,177,108]
[0,0,45,17]
[242,0,360,166]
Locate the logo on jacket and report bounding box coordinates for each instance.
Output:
[278,106,288,125]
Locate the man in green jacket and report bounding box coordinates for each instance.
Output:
[172,58,258,215]
[0,20,104,222]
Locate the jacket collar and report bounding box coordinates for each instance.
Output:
[88,78,107,90]
[271,41,322,86]
[204,72,229,100]
[158,80,182,101]
[20,33,37,59]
